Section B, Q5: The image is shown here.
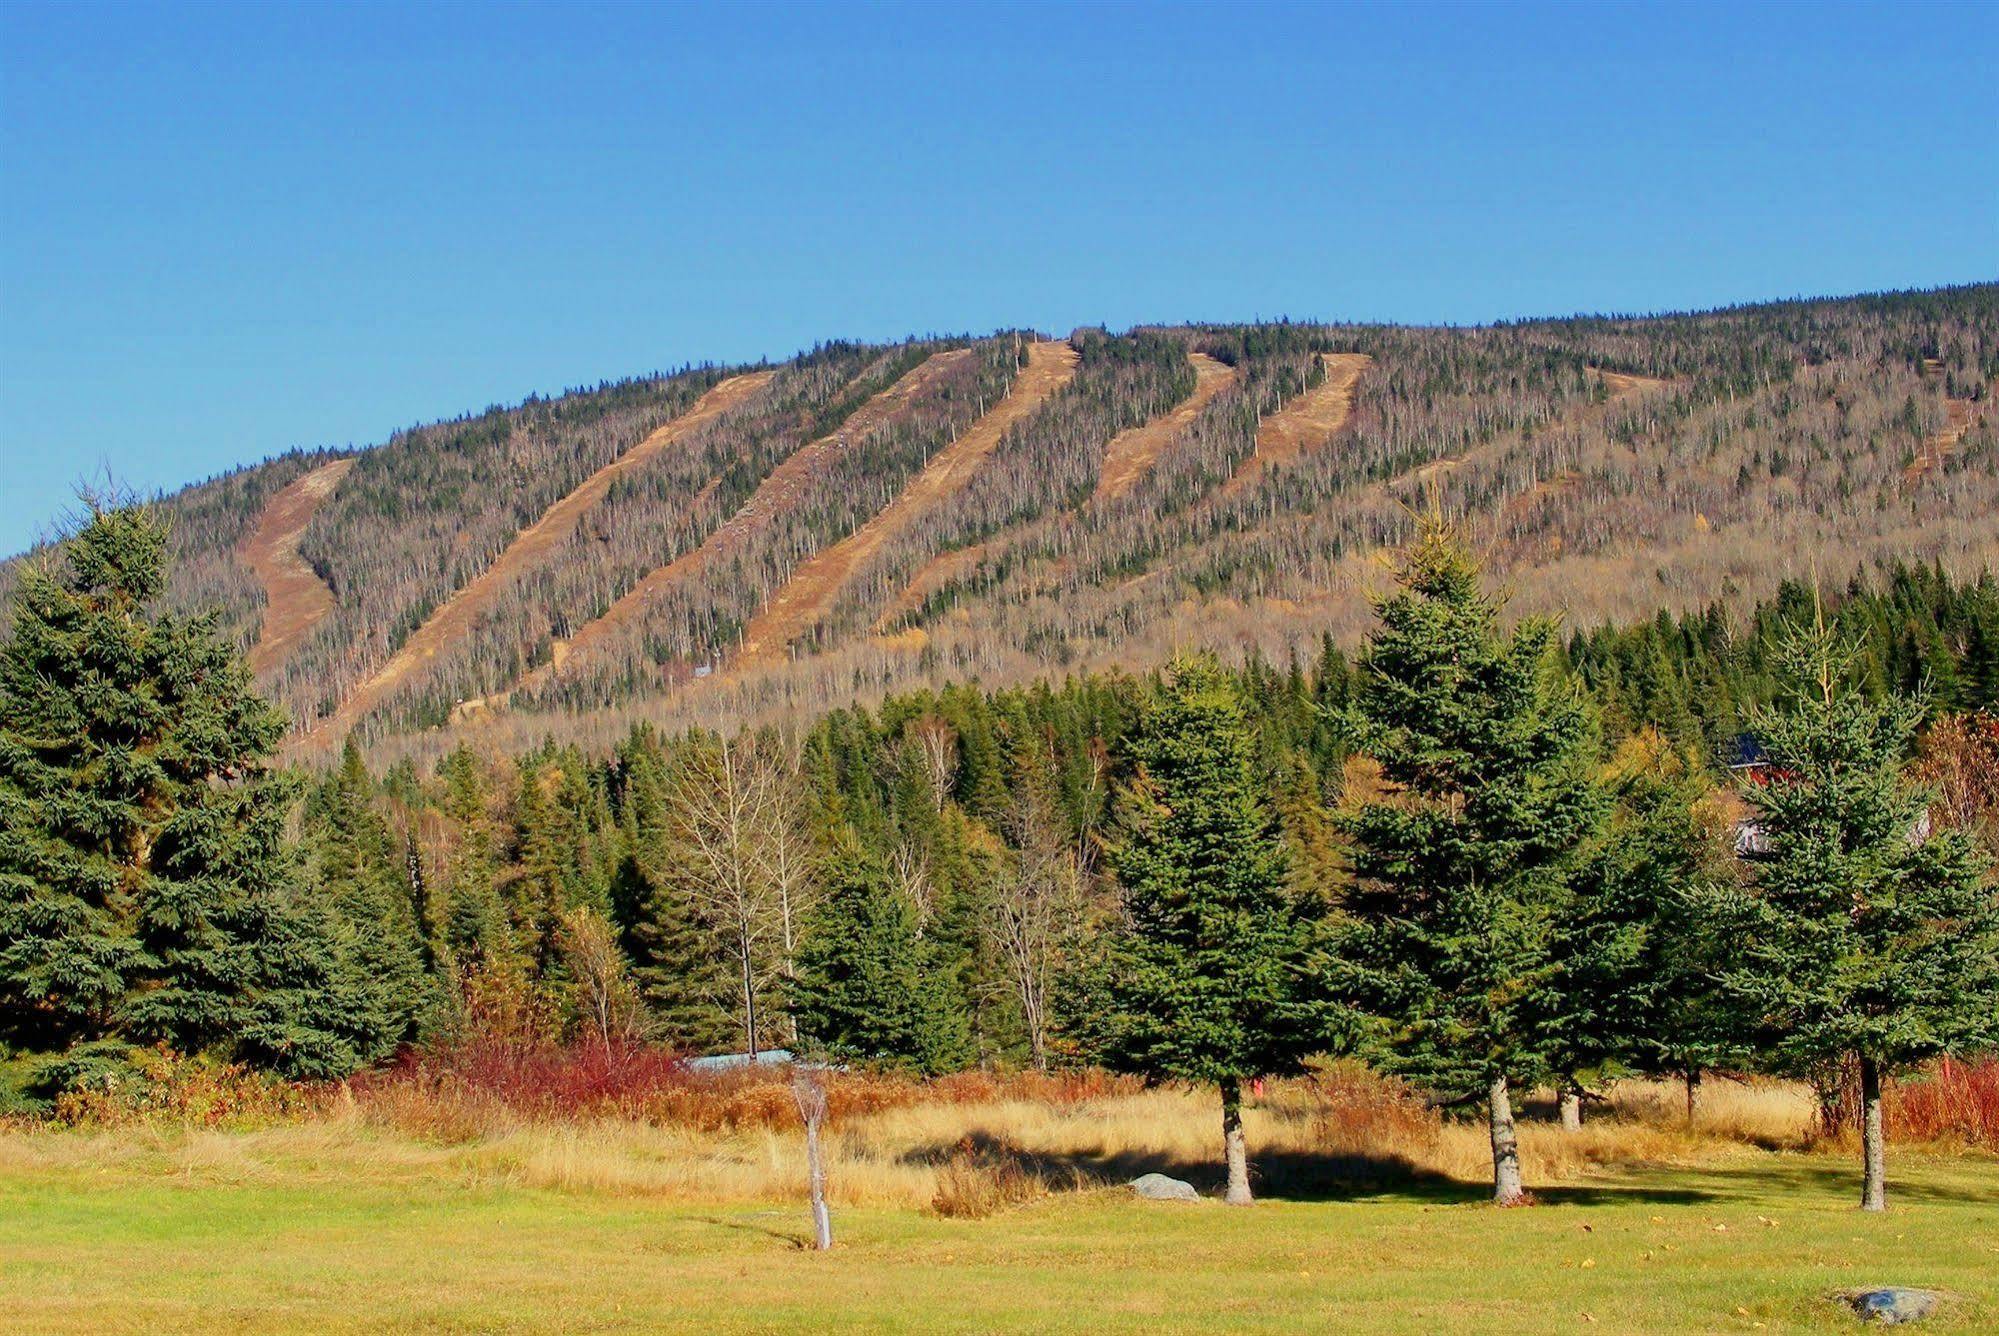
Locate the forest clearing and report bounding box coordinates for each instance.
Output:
[513,348,979,698]
[298,370,776,747]
[735,338,1080,667]
[237,456,355,676]
[3,1066,1995,1333]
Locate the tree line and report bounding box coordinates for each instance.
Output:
[4,505,1997,1215]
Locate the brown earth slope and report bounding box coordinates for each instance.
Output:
[513,349,975,696]
[240,456,357,676]
[301,371,773,746]
[1217,353,1373,499]
[737,340,1080,666]
[874,349,1243,632]
[1094,352,1241,503]
[1903,389,1991,485]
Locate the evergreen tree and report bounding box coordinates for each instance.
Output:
[609,732,730,1050]
[1095,655,1335,1205]
[1706,615,1999,1211]
[1335,526,1603,1204]
[0,504,360,1085]
[437,745,507,967]
[792,826,970,1074]
[1540,730,1733,1127]
[307,741,429,1061]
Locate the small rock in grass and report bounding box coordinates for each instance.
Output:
[1128,1173,1200,1202]
[1843,1288,1939,1325]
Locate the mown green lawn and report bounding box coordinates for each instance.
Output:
[1,1145,1994,1333]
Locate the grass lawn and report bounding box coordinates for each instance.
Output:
[1,1139,1995,1333]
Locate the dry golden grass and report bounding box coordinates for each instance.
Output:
[2,1071,1825,1217]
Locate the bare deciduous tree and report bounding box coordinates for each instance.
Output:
[988,756,1082,1070]
[669,732,822,1056]
[557,905,647,1057]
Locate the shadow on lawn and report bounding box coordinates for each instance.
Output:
[900,1133,1715,1207]
[905,1133,1997,1209]
[694,1214,812,1249]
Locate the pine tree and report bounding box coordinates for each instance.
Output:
[1706,614,1999,1210]
[0,504,361,1085]
[609,732,731,1051]
[307,741,429,1061]
[792,826,970,1074]
[1540,730,1733,1128]
[1335,526,1603,1204]
[1096,654,1335,1205]
[437,745,507,968]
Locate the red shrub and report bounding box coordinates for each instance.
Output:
[354,1032,1145,1134]
[1886,1057,1999,1147]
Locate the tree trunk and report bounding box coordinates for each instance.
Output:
[792,1067,833,1250]
[804,1111,832,1248]
[1559,1083,1583,1132]
[1489,1072,1526,1206]
[1220,1075,1253,1206]
[738,936,760,1058]
[1685,1067,1702,1125]
[1859,1053,1887,1213]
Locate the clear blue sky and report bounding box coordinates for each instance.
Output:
[2,0,1993,556]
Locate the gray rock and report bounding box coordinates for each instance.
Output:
[1844,1289,1940,1325]
[1128,1172,1200,1202]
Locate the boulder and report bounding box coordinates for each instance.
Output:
[1843,1289,1940,1325]
[1128,1173,1200,1202]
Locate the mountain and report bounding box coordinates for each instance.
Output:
[6,286,1996,763]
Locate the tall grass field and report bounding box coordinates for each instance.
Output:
[3,1054,1995,1333]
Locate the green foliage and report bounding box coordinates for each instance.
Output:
[792,827,971,1074]
[1335,527,1604,1100]
[1091,655,1336,1085]
[0,505,368,1082]
[1707,617,1999,1076]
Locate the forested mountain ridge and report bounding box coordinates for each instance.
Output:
[4,285,1994,765]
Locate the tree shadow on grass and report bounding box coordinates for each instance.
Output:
[898,1132,1719,1207]
[693,1215,811,1249]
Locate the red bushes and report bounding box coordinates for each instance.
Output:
[356,1038,696,1123]
[1886,1058,1999,1147]
[354,1034,1146,1134]
[1816,1056,1999,1147]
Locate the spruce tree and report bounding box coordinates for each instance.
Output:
[1539,730,1732,1128]
[609,732,731,1051]
[791,826,970,1074]
[1096,654,1333,1205]
[1335,526,1602,1204]
[0,504,360,1085]
[1707,615,1999,1211]
[307,741,429,1060]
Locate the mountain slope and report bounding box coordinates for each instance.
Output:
[8,286,1994,764]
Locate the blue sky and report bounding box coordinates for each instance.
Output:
[2,0,1993,555]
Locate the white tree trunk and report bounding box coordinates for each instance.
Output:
[1559,1085,1583,1132]
[1489,1072,1526,1206]
[792,1067,833,1250]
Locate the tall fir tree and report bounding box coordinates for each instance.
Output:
[791,826,970,1074]
[306,740,430,1061]
[1335,526,1603,1204]
[1095,655,1335,1205]
[1706,614,1999,1210]
[0,504,363,1086]
[1538,730,1734,1128]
